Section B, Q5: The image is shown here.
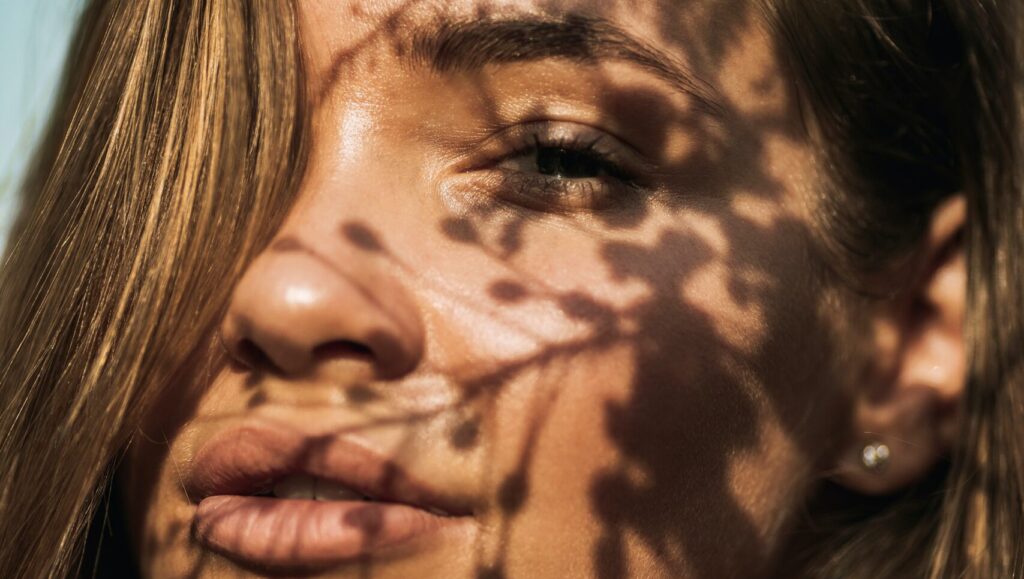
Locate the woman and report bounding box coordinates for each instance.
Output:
[0,0,1020,577]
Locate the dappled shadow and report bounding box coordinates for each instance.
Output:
[103,1,861,578]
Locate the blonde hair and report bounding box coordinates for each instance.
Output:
[0,1,305,576]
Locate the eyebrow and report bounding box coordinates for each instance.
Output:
[408,14,725,118]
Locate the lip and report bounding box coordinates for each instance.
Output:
[185,421,477,572]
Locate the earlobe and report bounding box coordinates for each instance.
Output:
[832,196,966,496]
[834,386,953,495]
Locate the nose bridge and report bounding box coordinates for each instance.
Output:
[220,228,425,381]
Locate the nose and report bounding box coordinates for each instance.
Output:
[219,238,425,380]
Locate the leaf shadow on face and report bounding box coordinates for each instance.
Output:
[109,2,859,578]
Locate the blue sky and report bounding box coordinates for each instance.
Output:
[0,0,81,254]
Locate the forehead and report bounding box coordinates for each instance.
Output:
[300,0,744,39]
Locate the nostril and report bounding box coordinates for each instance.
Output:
[312,339,374,363]
[236,338,278,372]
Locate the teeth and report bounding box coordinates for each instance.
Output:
[271,475,368,501]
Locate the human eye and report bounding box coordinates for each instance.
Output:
[466,122,650,212]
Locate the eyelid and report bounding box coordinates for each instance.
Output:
[457,120,657,177]
[449,121,660,214]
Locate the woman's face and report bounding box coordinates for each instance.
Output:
[123,1,855,577]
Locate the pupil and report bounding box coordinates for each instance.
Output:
[535,147,603,179]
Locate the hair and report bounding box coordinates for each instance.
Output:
[0,1,305,577]
[0,1,1018,578]
[763,2,1023,578]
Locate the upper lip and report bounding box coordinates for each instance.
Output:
[183,419,476,517]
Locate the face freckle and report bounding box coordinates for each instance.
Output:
[123,2,851,578]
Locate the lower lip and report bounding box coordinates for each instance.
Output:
[194,495,469,572]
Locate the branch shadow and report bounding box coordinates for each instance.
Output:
[102,2,858,578]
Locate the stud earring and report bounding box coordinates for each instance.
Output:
[861,442,891,471]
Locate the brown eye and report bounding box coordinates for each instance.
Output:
[535,146,611,179]
[468,122,650,212]
[495,136,632,183]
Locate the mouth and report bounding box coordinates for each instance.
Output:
[184,422,477,573]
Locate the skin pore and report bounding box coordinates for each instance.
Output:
[119,1,964,578]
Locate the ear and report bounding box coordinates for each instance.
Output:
[832,196,966,495]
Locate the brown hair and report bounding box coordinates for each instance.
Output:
[0,1,305,577]
[764,1,1024,577]
[0,0,1019,578]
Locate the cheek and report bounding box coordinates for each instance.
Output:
[484,329,828,577]
[460,211,841,577]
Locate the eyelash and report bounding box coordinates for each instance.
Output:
[477,125,645,212]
